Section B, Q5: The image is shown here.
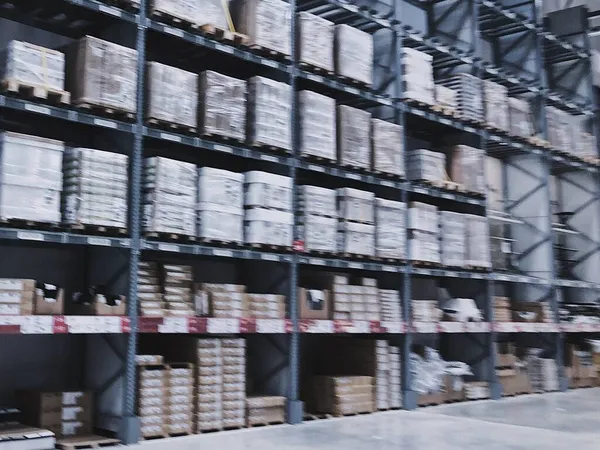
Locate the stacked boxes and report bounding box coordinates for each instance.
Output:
[150,1,200,26]
[442,74,484,123]
[0,279,35,315]
[297,185,337,253]
[330,275,379,321]
[388,345,402,408]
[221,339,246,428]
[244,171,293,247]
[0,132,64,223]
[247,77,291,151]
[337,106,371,169]
[439,211,466,267]
[136,363,166,439]
[375,198,406,260]
[375,341,390,410]
[1,41,65,92]
[246,294,286,319]
[232,0,291,57]
[337,188,375,257]
[402,48,435,105]
[138,262,164,317]
[297,12,334,72]
[201,284,246,319]
[196,339,222,431]
[483,80,509,132]
[493,297,511,322]
[166,364,194,435]
[67,36,137,113]
[465,214,491,269]
[334,25,373,86]
[407,149,446,183]
[546,106,572,151]
[194,0,229,28]
[299,91,336,161]
[435,84,458,113]
[199,71,247,141]
[162,265,194,317]
[409,202,440,264]
[246,396,285,426]
[508,97,533,139]
[412,300,441,322]
[147,62,198,129]
[379,289,402,323]
[527,353,559,392]
[197,167,244,243]
[143,157,196,236]
[448,145,486,194]
[311,376,374,415]
[330,274,351,320]
[62,148,128,229]
[371,119,405,177]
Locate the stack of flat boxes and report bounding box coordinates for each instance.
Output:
[166,364,194,435]
[375,198,406,260]
[409,202,440,264]
[202,284,246,319]
[197,167,244,243]
[0,279,35,315]
[298,90,336,161]
[439,211,465,267]
[371,119,405,177]
[379,289,402,324]
[448,145,486,195]
[337,105,371,170]
[136,361,166,439]
[297,12,334,72]
[442,74,484,123]
[162,265,194,317]
[527,352,559,392]
[246,396,285,426]
[388,345,402,408]
[331,274,351,320]
[330,275,379,321]
[483,80,509,132]
[435,84,458,114]
[247,76,291,151]
[138,262,164,317]
[493,297,511,322]
[401,48,435,105]
[196,339,223,432]
[311,376,374,415]
[244,171,293,247]
[246,293,286,319]
[221,339,246,429]
[375,341,390,410]
[407,149,446,183]
[337,188,375,257]
[334,24,373,87]
[63,148,128,229]
[465,215,491,269]
[297,185,338,253]
[546,106,572,151]
[412,300,441,323]
[508,97,533,139]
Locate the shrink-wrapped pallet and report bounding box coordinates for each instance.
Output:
[409,202,438,233]
[245,208,293,247]
[439,211,465,267]
[380,290,402,323]
[198,203,244,243]
[231,0,291,56]
[508,97,533,138]
[199,70,247,141]
[297,185,337,218]
[483,80,509,132]
[371,119,404,177]
[402,48,434,105]
[297,12,334,72]
[337,188,375,224]
[334,24,373,86]
[299,91,336,161]
[448,145,485,194]
[247,76,291,151]
[298,214,337,253]
[337,106,371,169]
[143,157,196,236]
[66,36,137,113]
[338,222,375,256]
[147,62,198,129]
[63,148,128,229]
[150,0,199,25]
[465,214,491,269]
[195,0,229,28]
[546,106,572,152]
[407,149,446,182]
[244,171,292,211]
[441,74,484,123]
[435,84,458,113]
[0,132,64,223]
[409,231,440,264]
[0,40,65,91]
[375,198,406,260]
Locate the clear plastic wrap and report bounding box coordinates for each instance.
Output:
[508,97,533,138]
[197,203,244,242]
[448,145,485,194]
[198,167,244,208]
[245,208,293,246]
[483,80,509,132]
[371,119,404,177]
[244,171,292,211]
[409,230,441,263]
[375,198,406,260]
[337,221,375,256]
[150,0,199,24]
[299,90,336,160]
[380,290,403,322]
[402,48,435,105]
[195,0,229,28]
[297,185,337,218]
[337,106,371,169]
[297,214,337,252]
[434,84,458,112]
[337,188,375,224]
[407,149,446,182]
[465,214,491,269]
[439,211,465,267]
[0,40,65,91]
[546,106,572,152]
[441,73,484,123]
[247,76,291,151]
[297,12,334,72]
[335,24,373,86]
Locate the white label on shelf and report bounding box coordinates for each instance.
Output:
[505,11,516,19]
[348,262,363,269]
[94,118,117,129]
[346,4,358,12]
[381,99,392,106]
[381,180,395,187]
[465,126,476,133]
[440,118,452,125]
[87,237,111,247]
[308,164,325,172]
[261,154,278,163]
[410,34,423,42]
[488,68,498,75]
[160,132,181,142]
[261,253,279,262]
[17,231,44,242]
[382,321,404,333]
[307,320,334,333]
[465,322,489,333]
[24,104,50,115]
[21,316,53,334]
[214,144,232,153]
[441,193,453,200]
[158,243,179,253]
[163,26,184,38]
[213,249,233,258]
[306,74,321,82]
[346,172,361,180]
[346,87,360,95]
[215,43,234,54]
[414,187,427,195]
[501,241,511,253]
[382,266,396,273]
[414,109,425,117]
[263,60,278,68]
[446,272,459,277]
[346,320,370,333]
[207,318,239,334]
[309,258,325,266]
[440,322,463,333]
[257,319,285,334]
[491,135,502,142]
[99,4,122,16]
[159,318,189,333]
[415,322,437,334]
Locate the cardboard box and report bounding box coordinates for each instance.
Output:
[299,288,330,320]
[34,286,64,315]
[511,302,543,322]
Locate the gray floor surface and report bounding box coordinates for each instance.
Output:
[129,388,600,449]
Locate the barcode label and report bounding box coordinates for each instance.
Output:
[17,231,44,241]
[214,144,232,153]
[213,249,233,257]
[87,237,111,246]
[25,104,50,115]
[261,154,278,163]
[308,164,325,172]
[94,118,117,129]
[163,26,184,38]
[160,133,181,142]
[158,243,179,252]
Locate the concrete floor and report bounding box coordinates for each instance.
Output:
[130,388,600,450]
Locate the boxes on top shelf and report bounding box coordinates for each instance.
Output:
[407,149,446,183]
[448,145,485,195]
[402,47,435,105]
[245,208,293,247]
[244,171,293,212]
[247,76,291,151]
[483,80,509,132]
[375,198,406,260]
[335,24,373,86]
[299,90,337,161]
[441,73,484,123]
[150,0,199,26]
[508,97,534,139]
[337,188,375,224]
[194,0,230,28]
[408,202,440,264]
[297,185,337,218]
[337,106,371,170]
[146,62,198,129]
[297,12,334,72]
[371,119,405,177]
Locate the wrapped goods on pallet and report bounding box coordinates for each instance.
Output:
[526,352,558,392]
[337,105,371,169]
[231,0,291,56]
[375,198,406,260]
[247,396,285,426]
[379,289,402,323]
[337,221,375,256]
[245,208,293,247]
[375,341,390,410]
[138,262,164,316]
[66,36,137,113]
[299,90,336,160]
[297,12,334,72]
[0,40,65,91]
[246,293,285,319]
[334,24,373,86]
[199,70,247,140]
[483,80,509,132]
[408,202,438,233]
[441,74,484,123]
[310,376,374,415]
[337,188,375,224]
[409,202,440,264]
[150,0,198,25]
[195,0,229,28]
[221,338,246,428]
[147,62,198,129]
[298,214,337,253]
[371,119,405,177]
[163,264,194,316]
[508,97,533,138]
[465,214,491,269]
[439,211,465,267]
[448,145,485,194]
[297,185,337,218]
[136,364,166,438]
[244,171,292,211]
[166,363,195,434]
[388,345,402,408]
[196,339,223,431]
[142,157,196,236]
[401,48,435,105]
[435,84,458,113]
[546,106,572,151]
[198,202,244,243]
[0,132,64,223]
[407,149,446,183]
[247,76,291,151]
[62,148,128,229]
[412,300,441,322]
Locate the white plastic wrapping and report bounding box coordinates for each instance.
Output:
[197,203,244,242]
[483,80,509,132]
[407,149,446,182]
[508,97,533,138]
[337,221,375,256]
[335,24,373,86]
[244,171,292,211]
[371,119,404,177]
[0,40,65,91]
[375,198,406,260]
[337,188,375,224]
[402,48,434,105]
[441,73,484,123]
[297,12,334,72]
[297,214,337,252]
[195,0,229,28]
[465,214,491,268]
[247,76,291,151]
[245,208,293,246]
[435,84,458,112]
[297,185,337,218]
[380,290,402,322]
[448,145,485,194]
[147,62,198,128]
[439,211,465,267]
[337,106,371,169]
[546,106,572,152]
[150,0,198,24]
[198,167,244,207]
[409,231,441,263]
[299,90,336,160]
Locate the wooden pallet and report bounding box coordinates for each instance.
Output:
[247,420,285,428]
[1,78,70,105]
[200,24,249,46]
[415,179,466,193]
[373,170,403,179]
[342,252,375,261]
[0,218,59,230]
[249,141,291,154]
[56,435,121,449]
[144,231,196,243]
[405,98,435,110]
[527,136,550,148]
[202,132,244,145]
[306,249,339,257]
[298,62,335,76]
[74,101,135,121]
[103,0,140,11]
[340,162,372,173]
[147,117,196,134]
[432,104,460,118]
[412,260,442,268]
[581,155,600,165]
[168,430,193,437]
[337,75,371,90]
[197,428,223,434]
[140,434,168,441]
[303,412,333,421]
[222,424,246,431]
[66,223,127,237]
[150,8,198,30]
[249,44,290,61]
[250,243,292,252]
[196,237,244,247]
[299,153,337,164]
[167,362,194,370]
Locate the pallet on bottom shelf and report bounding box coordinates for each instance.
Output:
[55,434,120,450]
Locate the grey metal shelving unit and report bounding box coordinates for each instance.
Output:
[0,0,599,445]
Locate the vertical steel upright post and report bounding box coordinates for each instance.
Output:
[118,1,146,444]
[287,0,303,425]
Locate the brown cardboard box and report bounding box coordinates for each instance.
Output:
[444,375,465,402]
[299,288,330,320]
[511,302,543,322]
[0,289,35,315]
[34,286,64,315]
[417,391,445,406]
[496,343,517,367]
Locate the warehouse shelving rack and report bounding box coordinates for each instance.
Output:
[0,0,599,445]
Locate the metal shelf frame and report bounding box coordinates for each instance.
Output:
[0,0,598,444]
